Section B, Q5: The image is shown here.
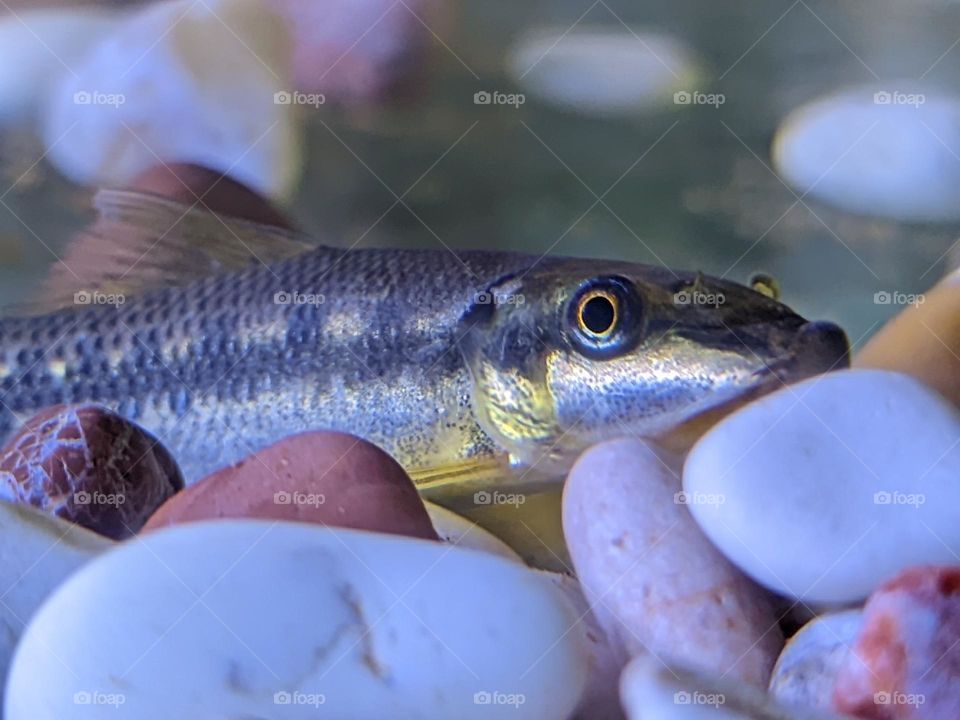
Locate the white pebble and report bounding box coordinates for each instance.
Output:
[42,0,301,200]
[6,520,588,719]
[0,502,110,702]
[773,86,960,221]
[423,501,522,562]
[0,8,126,124]
[507,27,700,116]
[769,610,863,711]
[684,368,960,604]
[620,655,846,719]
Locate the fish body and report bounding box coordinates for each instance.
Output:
[0,192,849,497]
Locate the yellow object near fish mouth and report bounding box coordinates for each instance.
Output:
[0,190,849,504]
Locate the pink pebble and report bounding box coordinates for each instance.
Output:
[833,565,960,719]
[271,0,441,101]
[563,438,782,689]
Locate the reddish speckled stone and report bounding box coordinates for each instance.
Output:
[144,431,438,541]
[0,404,183,539]
[833,566,960,719]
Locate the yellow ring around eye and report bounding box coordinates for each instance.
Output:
[577,289,619,337]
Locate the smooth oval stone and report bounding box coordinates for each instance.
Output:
[42,0,301,200]
[684,368,960,604]
[130,163,295,229]
[620,655,846,720]
[144,431,437,541]
[856,269,960,408]
[769,610,864,711]
[0,404,183,539]
[564,438,782,688]
[6,521,588,719]
[543,570,626,720]
[0,501,110,703]
[272,0,437,102]
[834,566,960,719]
[773,87,960,221]
[0,7,126,123]
[423,501,521,561]
[507,27,700,116]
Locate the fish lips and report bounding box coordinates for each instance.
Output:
[752,320,851,388]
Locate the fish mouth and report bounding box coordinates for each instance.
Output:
[752,320,851,388]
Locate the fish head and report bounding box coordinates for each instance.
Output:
[457,258,849,473]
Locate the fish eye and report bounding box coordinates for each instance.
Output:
[578,291,618,336]
[565,277,643,359]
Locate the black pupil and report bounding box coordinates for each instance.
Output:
[582,295,616,335]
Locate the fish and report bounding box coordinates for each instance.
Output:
[0,190,849,502]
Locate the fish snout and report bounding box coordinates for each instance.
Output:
[781,320,850,379]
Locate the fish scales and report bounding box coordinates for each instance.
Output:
[0,246,531,483]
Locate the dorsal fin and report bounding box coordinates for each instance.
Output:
[8,189,315,316]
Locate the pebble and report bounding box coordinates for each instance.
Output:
[457,483,572,573]
[423,501,521,561]
[772,86,960,222]
[6,520,588,719]
[769,610,864,712]
[144,431,437,541]
[271,0,440,102]
[563,438,782,688]
[130,162,295,229]
[620,654,846,720]
[41,0,302,200]
[0,501,110,703]
[833,565,960,719]
[543,570,627,720]
[507,27,700,116]
[0,7,127,124]
[684,368,960,604]
[0,404,183,539]
[856,269,960,408]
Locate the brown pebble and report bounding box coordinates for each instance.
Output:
[0,404,184,539]
[144,431,438,541]
[130,163,295,229]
